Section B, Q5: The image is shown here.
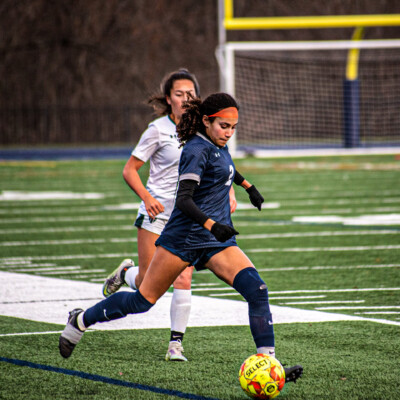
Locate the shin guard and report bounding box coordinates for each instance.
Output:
[233,267,275,348]
[83,290,153,328]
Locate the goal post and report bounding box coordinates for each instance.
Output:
[217,39,400,156]
[216,0,400,156]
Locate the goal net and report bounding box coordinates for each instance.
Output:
[219,41,400,154]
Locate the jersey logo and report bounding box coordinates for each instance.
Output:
[215,152,220,157]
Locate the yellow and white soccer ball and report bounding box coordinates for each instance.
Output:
[238,354,286,399]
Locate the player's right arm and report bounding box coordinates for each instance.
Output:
[123,156,165,219]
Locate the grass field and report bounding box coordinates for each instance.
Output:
[0,154,399,399]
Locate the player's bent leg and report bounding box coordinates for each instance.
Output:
[207,246,303,383]
[232,266,275,354]
[59,291,154,358]
[207,247,274,351]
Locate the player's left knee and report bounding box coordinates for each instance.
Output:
[232,267,271,315]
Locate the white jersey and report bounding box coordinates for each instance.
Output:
[132,115,182,220]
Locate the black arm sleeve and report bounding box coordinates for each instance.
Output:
[175,179,209,226]
[233,169,245,185]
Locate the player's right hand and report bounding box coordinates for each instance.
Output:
[144,196,164,219]
[211,222,239,242]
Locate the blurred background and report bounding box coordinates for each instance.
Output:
[1,0,400,146]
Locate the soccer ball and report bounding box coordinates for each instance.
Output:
[238,354,286,399]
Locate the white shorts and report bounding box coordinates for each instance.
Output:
[134,213,168,236]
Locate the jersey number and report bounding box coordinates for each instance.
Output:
[225,165,234,186]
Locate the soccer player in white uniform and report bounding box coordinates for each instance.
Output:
[101,69,237,361]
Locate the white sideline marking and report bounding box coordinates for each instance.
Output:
[293,214,400,226]
[0,191,104,201]
[3,271,398,332]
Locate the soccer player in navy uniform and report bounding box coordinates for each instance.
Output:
[59,92,303,384]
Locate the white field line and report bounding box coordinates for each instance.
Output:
[280,300,365,305]
[316,306,400,310]
[16,266,81,273]
[3,189,397,204]
[280,198,400,206]
[238,159,400,170]
[0,238,137,246]
[261,190,400,200]
[3,263,57,269]
[2,197,399,214]
[246,245,400,253]
[355,311,400,315]
[197,287,400,294]
[237,230,399,239]
[0,253,136,262]
[191,283,221,287]
[2,230,399,247]
[0,215,128,224]
[235,207,400,216]
[0,245,400,264]
[257,264,400,272]
[0,331,64,337]
[36,269,105,275]
[0,225,133,234]
[0,203,142,215]
[270,295,326,300]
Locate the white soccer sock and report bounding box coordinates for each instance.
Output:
[124,266,139,290]
[257,347,275,357]
[170,288,192,334]
[77,312,87,331]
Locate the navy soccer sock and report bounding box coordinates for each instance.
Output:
[233,267,275,348]
[83,290,153,328]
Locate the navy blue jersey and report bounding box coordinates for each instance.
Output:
[157,133,236,250]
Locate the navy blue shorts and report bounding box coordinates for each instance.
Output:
[157,243,237,271]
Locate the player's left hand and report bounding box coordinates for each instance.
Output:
[246,185,264,211]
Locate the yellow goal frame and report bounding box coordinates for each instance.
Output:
[222,0,400,30]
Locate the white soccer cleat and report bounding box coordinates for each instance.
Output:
[165,340,188,362]
[102,259,135,297]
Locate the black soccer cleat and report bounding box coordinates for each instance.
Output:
[284,365,303,383]
[59,308,85,358]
